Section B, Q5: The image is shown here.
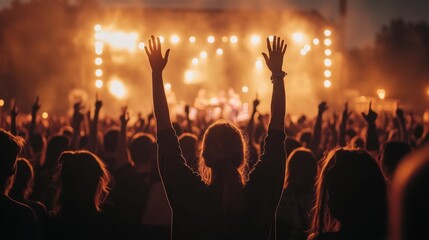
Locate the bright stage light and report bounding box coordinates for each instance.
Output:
[313,38,320,45]
[292,32,304,43]
[192,58,199,65]
[109,79,127,99]
[230,35,238,43]
[251,35,261,44]
[325,49,332,56]
[42,112,48,119]
[95,80,103,88]
[95,69,103,77]
[324,58,332,67]
[184,70,196,84]
[157,36,164,43]
[255,59,263,70]
[200,51,207,59]
[171,35,180,44]
[0,99,4,107]
[94,24,102,32]
[324,29,332,37]
[216,48,223,55]
[324,80,332,88]
[242,86,249,93]
[268,35,274,41]
[222,36,229,43]
[189,36,196,43]
[300,49,307,56]
[377,89,386,100]
[164,83,171,90]
[138,42,145,49]
[304,44,311,51]
[95,48,103,55]
[324,38,332,46]
[324,70,332,78]
[95,57,102,65]
[207,36,215,44]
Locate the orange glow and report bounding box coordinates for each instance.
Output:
[230,35,238,43]
[313,38,320,45]
[304,44,311,51]
[0,99,4,107]
[216,48,223,55]
[138,42,145,49]
[325,49,332,56]
[222,36,229,42]
[255,59,263,70]
[377,89,386,100]
[324,80,332,88]
[324,58,332,67]
[159,36,165,43]
[95,69,103,77]
[242,86,249,93]
[42,112,49,119]
[171,35,180,44]
[95,57,102,65]
[324,38,332,46]
[95,80,103,88]
[324,70,332,78]
[300,49,307,56]
[109,79,127,99]
[164,83,171,90]
[251,35,261,44]
[207,36,215,43]
[200,51,207,59]
[189,36,196,43]
[292,32,304,43]
[324,29,332,37]
[94,24,102,32]
[184,70,196,84]
[192,58,199,65]
[268,35,274,41]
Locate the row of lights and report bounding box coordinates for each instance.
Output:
[322,29,332,88]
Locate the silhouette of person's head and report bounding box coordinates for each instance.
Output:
[179,133,199,172]
[350,136,365,148]
[285,137,303,157]
[199,121,247,185]
[297,129,312,148]
[103,128,119,153]
[58,150,110,213]
[311,148,387,238]
[390,144,429,240]
[380,141,412,182]
[0,129,24,194]
[29,133,46,154]
[129,133,156,168]
[284,147,317,196]
[59,126,73,138]
[9,158,34,200]
[412,123,424,140]
[43,134,69,169]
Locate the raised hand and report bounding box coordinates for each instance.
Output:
[120,106,130,126]
[262,36,287,74]
[342,102,352,121]
[184,104,190,117]
[95,93,103,111]
[253,93,261,112]
[32,96,41,113]
[396,102,404,119]
[362,101,378,124]
[72,101,84,127]
[145,35,170,73]
[318,101,328,114]
[10,102,18,118]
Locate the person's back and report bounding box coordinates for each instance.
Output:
[0,129,38,240]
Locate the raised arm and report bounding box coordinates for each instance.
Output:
[310,101,328,154]
[262,36,287,132]
[86,94,102,152]
[10,102,18,136]
[396,103,409,143]
[362,101,379,151]
[145,36,171,133]
[116,106,132,169]
[339,102,352,147]
[29,96,40,138]
[246,95,260,144]
[70,101,84,150]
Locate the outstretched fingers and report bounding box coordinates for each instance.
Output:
[266,37,272,53]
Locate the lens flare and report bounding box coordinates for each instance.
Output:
[109,79,127,99]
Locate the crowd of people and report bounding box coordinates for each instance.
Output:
[1,35,428,240]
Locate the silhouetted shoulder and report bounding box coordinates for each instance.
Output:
[0,194,37,239]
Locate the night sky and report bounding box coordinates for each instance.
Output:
[1,0,429,48]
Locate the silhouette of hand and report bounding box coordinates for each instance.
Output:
[147,112,154,121]
[32,96,41,113]
[362,101,377,124]
[318,101,328,114]
[342,102,352,121]
[120,107,130,126]
[184,104,190,116]
[10,102,18,118]
[396,103,404,119]
[95,93,103,111]
[262,36,287,74]
[253,97,260,112]
[72,101,84,127]
[145,35,170,73]
[329,113,338,129]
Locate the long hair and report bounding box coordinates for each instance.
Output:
[198,121,248,215]
[284,147,318,196]
[57,150,110,212]
[310,148,387,236]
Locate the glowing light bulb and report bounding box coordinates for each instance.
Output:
[325,49,332,56]
[189,36,196,43]
[324,29,332,37]
[95,57,102,65]
[95,69,103,77]
[324,70,332,78]
[200,51,207,59]
[324,58,332,67]
[242,86,249,93]
[324,38,332,46]
[313,38,320,45]
[94,24,102,32]
[324,80,332,88]
[207,36,215,43]
[42,112,48,119]
[171,35,180,44]
[138,42,145,49]
[164,83,171,90]
[192,58,199,65]
[230,35,238,43]
[251,35,261,44]
[95,80,103,88]
[216,48,223,55]
[292,32,304,43]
